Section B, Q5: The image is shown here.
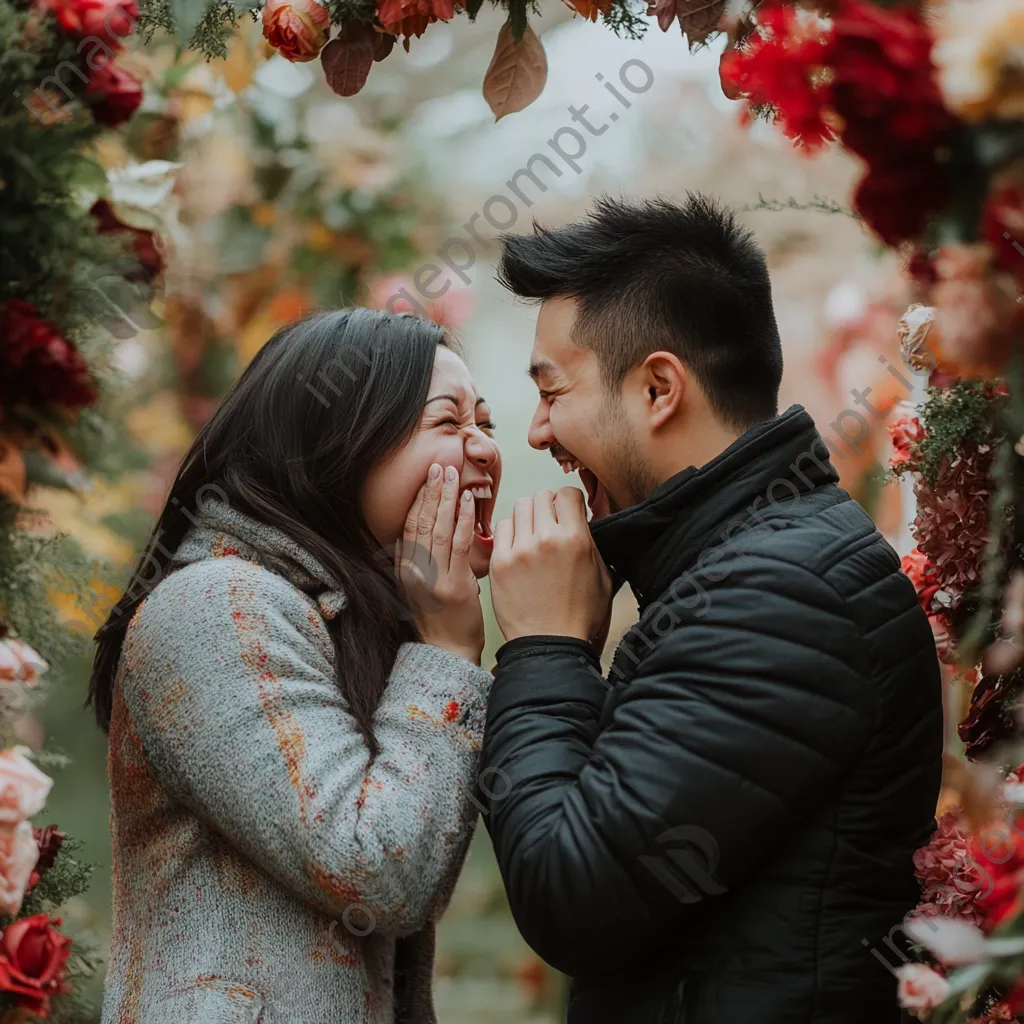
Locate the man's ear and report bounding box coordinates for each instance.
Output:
[639,351,686,430]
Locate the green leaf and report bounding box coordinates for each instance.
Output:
[985,936,1024,957]
[168,0,215,45]
[60,152,108,194]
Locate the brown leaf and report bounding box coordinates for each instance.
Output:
[0,437,26,503]
[647,0,677,31]
[373,30,396,62]
[676,0,726,49]
[321,24,376,98]
[482,23,547,121]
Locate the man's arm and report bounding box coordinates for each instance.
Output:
[481,558,875,978]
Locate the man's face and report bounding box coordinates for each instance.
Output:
[527,296,657,519]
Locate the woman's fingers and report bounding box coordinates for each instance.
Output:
[432,466,459,573]
[413,463,443,558]
[450,489,476,567]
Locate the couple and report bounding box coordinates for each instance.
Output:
[92,194,943,1024]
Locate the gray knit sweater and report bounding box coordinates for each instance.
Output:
[101,499,492,1024]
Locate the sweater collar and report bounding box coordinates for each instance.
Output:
[172,499,348,620]
[589,405,839,609]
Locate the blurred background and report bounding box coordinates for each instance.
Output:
[33,12,922,1020]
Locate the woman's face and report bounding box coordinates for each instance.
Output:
[362,346,502,578]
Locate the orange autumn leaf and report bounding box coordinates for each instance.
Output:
[482,23,547,121]
[0,437,26,503]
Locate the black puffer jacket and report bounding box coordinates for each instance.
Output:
[481,406,943,1024]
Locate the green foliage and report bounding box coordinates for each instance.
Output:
[601,0,648,40]
[136,0,245,60]
[20,839,95,919]
[914,379,1003,487]
[327,0,376,24]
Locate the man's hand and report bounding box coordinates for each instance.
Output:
[489,487,613,643]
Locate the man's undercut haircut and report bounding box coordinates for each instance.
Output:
[497,193,784,431]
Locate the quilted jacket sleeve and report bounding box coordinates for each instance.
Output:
[118,556,492,935]
[480,552,875,977]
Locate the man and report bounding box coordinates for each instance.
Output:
[482,194,943,1024]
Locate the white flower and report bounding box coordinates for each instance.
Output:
[905,914,987,966]
[0,638,48,688]
[896,963,950,1018]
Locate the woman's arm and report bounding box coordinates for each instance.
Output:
[118,556,491,935]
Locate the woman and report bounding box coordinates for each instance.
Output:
[89,308,502,1024]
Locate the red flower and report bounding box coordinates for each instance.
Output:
[959,674,1022,761]
[40,0,139,49]
[376,0,454,38]
[718,2,834,150]
[442,700,460,723]
[913,811,986,925]
[901,547,941,610]
[84,61,142,127]
[0,301,97,410]
[853,156,952,247]
[90,200,162,283]
[31,827,65,876]
[723,0,959,245]
[0,915,72,1018]
[981,187,1024,287]
[261,0,330,62]
[889,413,924,468]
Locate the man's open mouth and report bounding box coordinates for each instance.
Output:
[468,484,494,545]
[552,453,610,519]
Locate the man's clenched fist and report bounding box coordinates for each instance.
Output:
[489,487,613,644]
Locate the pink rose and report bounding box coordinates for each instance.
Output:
[896,963,950,1018]
[261,0,329,62]
[0,823,40,918]
[0,750,51,827]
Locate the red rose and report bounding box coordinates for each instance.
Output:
[84,61,142,127]
[376,0,454,38]
[0,301,98,410]
[0,915,72,1018]
[90,200,162,283]
[41,0,139,49]
[261,0,330,62]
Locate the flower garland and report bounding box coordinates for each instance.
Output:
[720,0,1024,1019]
[1,0,168,1015]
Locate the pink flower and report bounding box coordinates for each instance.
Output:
[890,414,925,468]
[913,811,986,925]
[0,823,40,918]
[0,750,51,828]
[0,640,47,688]
[896,963,950,1017]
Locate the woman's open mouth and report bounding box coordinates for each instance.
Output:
[468,484,494,548]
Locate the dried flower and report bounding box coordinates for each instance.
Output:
[913,812,986,925]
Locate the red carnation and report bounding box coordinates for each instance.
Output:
[0,915,72,1018]
[0,301,98,410]
[84,61,142,127]
[90,200,162,284]
[889,413,924,469]
[39,0,139,49]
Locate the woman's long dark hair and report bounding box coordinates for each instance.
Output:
[88,308,450,756]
